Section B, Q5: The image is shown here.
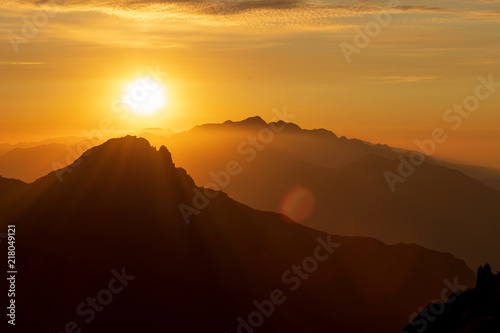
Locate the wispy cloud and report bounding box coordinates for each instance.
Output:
[2,0,499,26]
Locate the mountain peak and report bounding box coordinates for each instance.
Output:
[101,135,151,148]
[158,145,173,165]
[36,136,178,185]
[223,116,267,127]
[94,136,173,160]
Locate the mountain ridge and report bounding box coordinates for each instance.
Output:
[0,136,477,333]
[1,117,499,186]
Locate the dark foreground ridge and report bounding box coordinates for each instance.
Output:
[403,264,500,333]
[0,136,476,333]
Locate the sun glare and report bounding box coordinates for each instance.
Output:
[122,78,169,116]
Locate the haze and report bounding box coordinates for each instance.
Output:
[1,0,499,168]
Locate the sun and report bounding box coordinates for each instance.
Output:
[121,77,169,116]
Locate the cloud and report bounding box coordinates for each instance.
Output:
[1,0,499,28]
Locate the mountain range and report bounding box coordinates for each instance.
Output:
[2,117,499,270]
[0,136,477,333]
[155,117,500,269]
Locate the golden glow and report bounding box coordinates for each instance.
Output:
[122,78,169,117]
[0,1,499,168]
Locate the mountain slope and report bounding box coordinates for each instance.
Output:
[481,178,500,191]
[432,159,500,190]
[403,264,500,333]
[0,136,476,333]
[0,176,28,211]
[148,118,500,268]
[164,116,397,177]
[225,152,500,268]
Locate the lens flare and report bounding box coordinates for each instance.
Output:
[279,185,315,222]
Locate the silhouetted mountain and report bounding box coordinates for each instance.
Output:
[143,118,500,269]
[223,115,269,128]
[0,176,27,208]
[481,178,500,191]
[177,116,396,169]
[3,118,498,268]
[227,152,500,268]
[0,137,475,333]
[429,159,500,191]
[385,147,500,189]
[0,175,26,191]
[160,117,397,203]
[3,117,499,187]
[0,130,171,182]
[403,264,500,333]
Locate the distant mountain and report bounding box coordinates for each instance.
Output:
[0,143,78,183]
[429,159,500,191]
[384,147,500,189]
[0,129,174,182]
[135,128,175,148]
[403,264,500,333]
[169,116,500,186]
[0,137,475,333]
[0,135,109,182]
[0,143,13,157]
[1,135,99,150]
[2,117,498,187]
[150,117,500,269]
[222,151,500,269]
[168,116,396,170]
[2,118,498,268]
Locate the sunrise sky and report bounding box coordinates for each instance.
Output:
[1,0,499,168]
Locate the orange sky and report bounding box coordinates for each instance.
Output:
[0,0,499,168]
